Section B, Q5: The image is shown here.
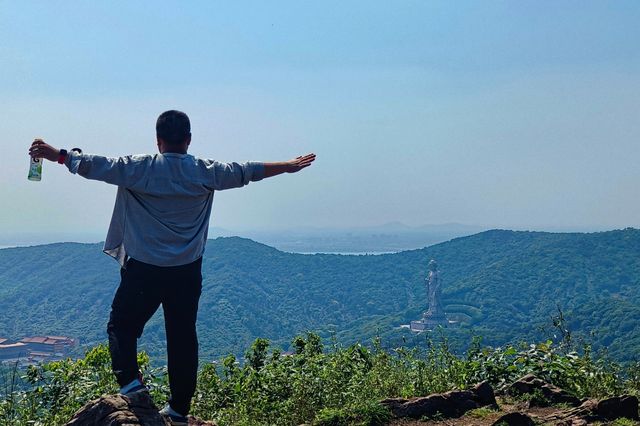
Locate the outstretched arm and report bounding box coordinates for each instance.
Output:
[263,153,316,178]
[211,153,316,190]
[28,139,147,188]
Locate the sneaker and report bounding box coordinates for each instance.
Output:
[119,373,148,396]
[159,404,188,426]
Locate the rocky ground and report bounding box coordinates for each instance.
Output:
[391,400,621,426]
[66,374,639,425]
[65,392,216,426]
[385,375,639,426]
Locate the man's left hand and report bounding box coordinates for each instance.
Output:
[286,153,316,173]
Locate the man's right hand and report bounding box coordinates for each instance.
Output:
[29,139,60,162]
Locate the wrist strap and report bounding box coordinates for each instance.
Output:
[57,149,68,164]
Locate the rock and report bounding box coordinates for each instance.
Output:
[557,419,588,426]
[474,381,499,408]
[186,417,218,426]
[380,381,497,419]
[65,392,217,426]
[545,401,596,424]
[66,392,165,426]
[545,394,639,424]
[491,412,535,426]
[507,374,581,407]
[595,395,639,420]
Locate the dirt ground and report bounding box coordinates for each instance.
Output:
[388,397,635,426]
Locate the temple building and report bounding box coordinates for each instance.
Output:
[0,335,78,364]
[20,335,77,354]
[0,342,29,361]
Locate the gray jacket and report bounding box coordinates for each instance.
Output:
[65,151,264,267]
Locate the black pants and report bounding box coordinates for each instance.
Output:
[107,257,202,415]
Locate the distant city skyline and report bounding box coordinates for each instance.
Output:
[2,1,639,237]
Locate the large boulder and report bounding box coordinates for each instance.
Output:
[507,374,581,407]
[546,394,639,424]
[595,395,640,420]
[65,392,217,426]
[380,381,497,419]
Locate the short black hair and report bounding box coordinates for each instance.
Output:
[156,110,191,145]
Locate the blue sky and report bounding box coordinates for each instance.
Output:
[1,1,639,242]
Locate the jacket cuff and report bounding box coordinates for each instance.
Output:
[65,151,83,174]
[248,162,265,182]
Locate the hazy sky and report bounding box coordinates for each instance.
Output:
[1,1,639,242]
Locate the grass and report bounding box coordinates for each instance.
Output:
[610,419,640,426]
[466,407,500,419]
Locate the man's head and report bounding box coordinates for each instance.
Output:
[156,110,192,153]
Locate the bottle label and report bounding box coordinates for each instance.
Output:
[28,158,42,181]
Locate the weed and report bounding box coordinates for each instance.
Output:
[467,407,500,419]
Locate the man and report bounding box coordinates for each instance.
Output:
[28,110,315,425]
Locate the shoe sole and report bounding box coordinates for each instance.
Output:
[161,415,188,425]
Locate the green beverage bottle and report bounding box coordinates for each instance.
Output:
[28,156,42,181]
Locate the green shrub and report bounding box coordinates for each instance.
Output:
[2,333,638,425]
[314,407,350,426]
[0,344,167,426]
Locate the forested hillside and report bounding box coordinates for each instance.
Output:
[1,229,639,362]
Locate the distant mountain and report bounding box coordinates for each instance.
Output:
[212,222,485,253]
[0,222,484,254]
[1,229,639,362]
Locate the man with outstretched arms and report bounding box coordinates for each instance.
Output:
[28,110,316,425]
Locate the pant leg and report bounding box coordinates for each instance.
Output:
[162,257,202,415]
[107,258,162,387]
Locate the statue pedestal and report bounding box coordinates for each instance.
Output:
[410,320,428,331]
[410,313,449,332]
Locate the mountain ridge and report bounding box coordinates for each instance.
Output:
[1,228,639,362]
